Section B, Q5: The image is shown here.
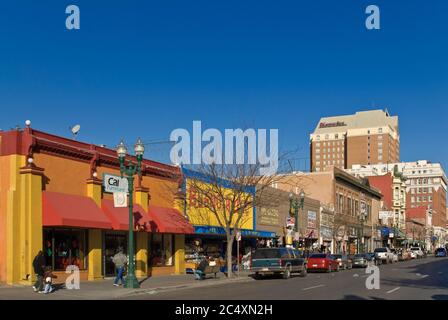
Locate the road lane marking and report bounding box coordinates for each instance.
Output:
[387,287,401,294]
[302,285,325,291]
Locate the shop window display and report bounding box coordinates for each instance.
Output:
[43,228,87,271]
[148,234,174,267]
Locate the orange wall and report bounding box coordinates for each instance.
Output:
[34,154,91,196]
[34,154,178,208]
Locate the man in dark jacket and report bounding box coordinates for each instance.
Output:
[32,251,46,293]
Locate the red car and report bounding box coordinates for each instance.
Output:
[307,254,340,273]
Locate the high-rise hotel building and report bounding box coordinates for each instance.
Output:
[310,109,400,172]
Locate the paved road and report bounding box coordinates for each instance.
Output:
[125,257,448,300]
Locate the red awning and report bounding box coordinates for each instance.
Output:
[101,199,153,232]
[148,206,195,234]
[43,192,112,229]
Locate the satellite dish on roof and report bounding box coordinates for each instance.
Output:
[70,125,81,140]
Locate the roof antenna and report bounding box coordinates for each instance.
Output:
[70,125,81,140]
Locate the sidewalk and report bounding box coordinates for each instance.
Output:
[0,271,254,300]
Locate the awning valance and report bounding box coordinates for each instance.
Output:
[102,199,152,232]
[43,192,112,229]
[148,206,195,234]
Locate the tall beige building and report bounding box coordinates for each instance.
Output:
[310,109,400,172]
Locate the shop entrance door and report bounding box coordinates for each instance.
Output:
[104,233,127,277]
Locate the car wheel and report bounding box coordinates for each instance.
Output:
[283,268,291,280]
[253,273,262,280]
[300,268,307,278]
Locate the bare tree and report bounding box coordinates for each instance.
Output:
[182,157,294,278]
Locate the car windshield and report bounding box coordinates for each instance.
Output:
[252,249,281,259]
[411,248,420,251]
[355,254,366,258]
[375,248,387,253]
[333,255,342,259]
[310,254,327,259]
[436,248,445,253]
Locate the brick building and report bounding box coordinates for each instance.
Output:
[310,109,400,172]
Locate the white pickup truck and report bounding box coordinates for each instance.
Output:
[374,247,395,264]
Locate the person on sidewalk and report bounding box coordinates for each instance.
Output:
[32,251,46,293]
[42,266,57,294]
[112,248,128,287]
[195,257,209,281]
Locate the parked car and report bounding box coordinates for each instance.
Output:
[390,249,399,263]
[410,247,424,259]
[352,254,371,268]
[251,248,307,280]
[366,252,381,265]
[333,254,353,270]
[374,247,395,264]
[435,248,447,258]
[307,254,340,273]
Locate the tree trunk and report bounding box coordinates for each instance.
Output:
[226,233,234,279]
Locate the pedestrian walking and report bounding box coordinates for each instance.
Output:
[112,248,128,287]
[32,251,46,293]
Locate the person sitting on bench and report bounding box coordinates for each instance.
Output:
[195,257,209,280]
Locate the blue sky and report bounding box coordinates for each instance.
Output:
[0,1,447,170]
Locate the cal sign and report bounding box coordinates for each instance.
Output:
[103,174,129,194]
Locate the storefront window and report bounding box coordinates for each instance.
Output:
[148,234,174,267]
[43,228,87,271]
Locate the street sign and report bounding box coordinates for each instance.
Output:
[113,192,128,208]
[104,174,129,194]
[236,231,242,242]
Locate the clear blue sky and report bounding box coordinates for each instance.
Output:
[0,1,447,170]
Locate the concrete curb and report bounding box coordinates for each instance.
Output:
[119,276,255,298]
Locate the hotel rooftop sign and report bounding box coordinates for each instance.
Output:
[319,121,347,128]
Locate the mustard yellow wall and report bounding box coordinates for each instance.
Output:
[19,167,44,285]
[136,233,148,278]
[174,234,185,275]
[0,156,12,283]
[7,155,26,285]
[0,155,26,283]
[88,229,103,281]
[186,179,254,230]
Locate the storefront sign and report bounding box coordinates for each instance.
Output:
[193,226,276,238]
[258,207,280,226]
[379,211,394,220]
[319,121,346,128]
[113,192,128,208]
[320,226,333,240]
[103,174,129,194]
[307,211,317,229]
[186,179,254,230]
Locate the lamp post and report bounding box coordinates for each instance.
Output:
[289,190,305,249]
[116,138,145,289]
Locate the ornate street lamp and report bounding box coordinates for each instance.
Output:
[116,138,145,289]
[289,190,305,249]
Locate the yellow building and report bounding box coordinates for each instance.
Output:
[0,125,194,285]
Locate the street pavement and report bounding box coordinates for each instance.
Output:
[0,258,446,300]
[125,257,448,300]
[0,271,253,300]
